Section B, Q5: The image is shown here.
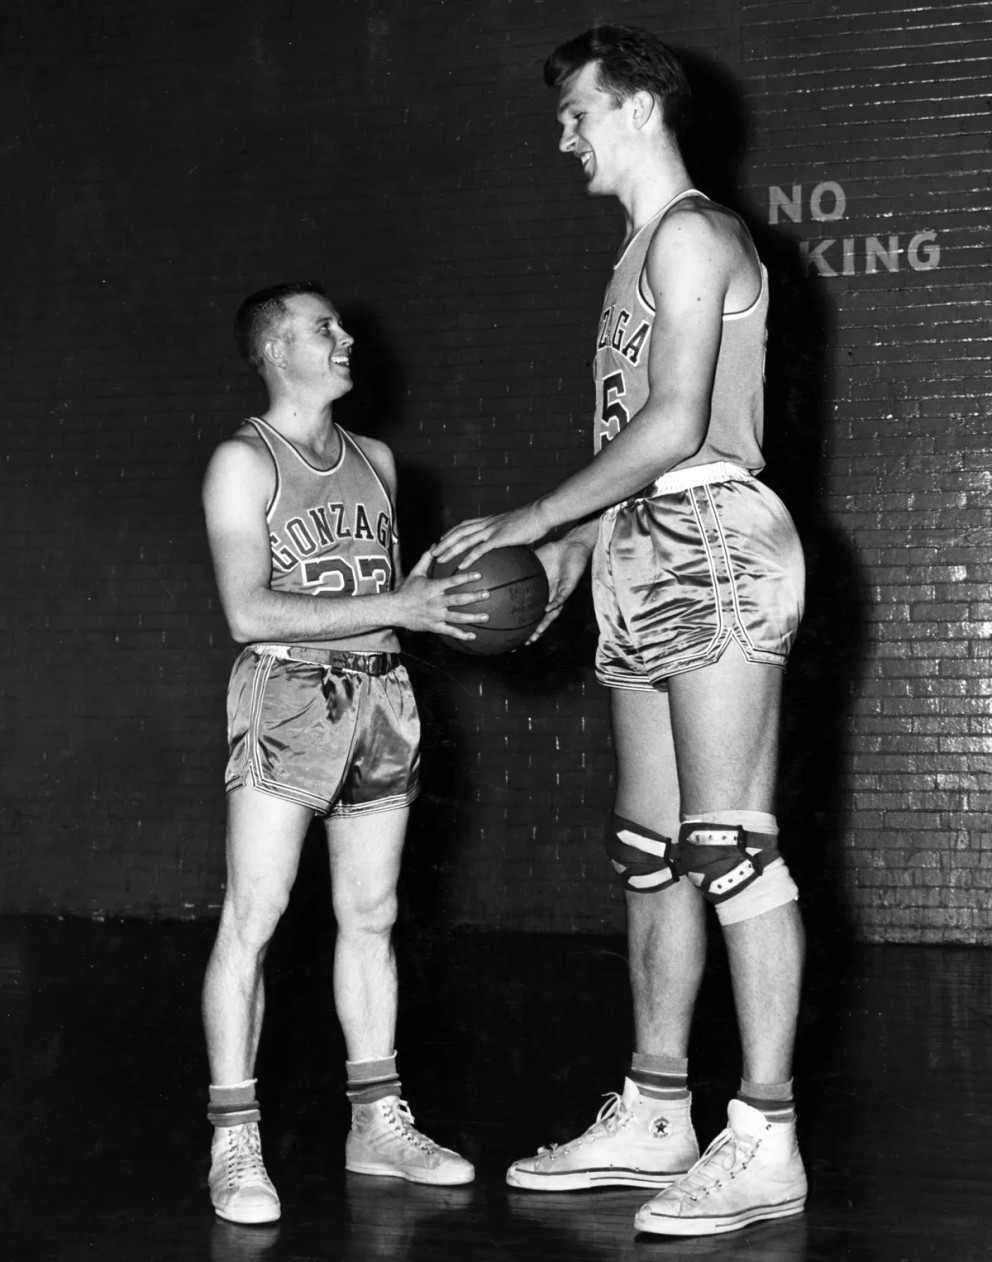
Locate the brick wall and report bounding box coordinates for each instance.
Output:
[740,0,992,943]
[1,0,989,941]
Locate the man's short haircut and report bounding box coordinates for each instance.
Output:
[234,280,325,374]
[544,24,692,142]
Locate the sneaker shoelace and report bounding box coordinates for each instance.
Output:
[677,1126,760,1200]
[538,1092,632,1157]
[226,1126,272,1189]
[384,1099,440,1154]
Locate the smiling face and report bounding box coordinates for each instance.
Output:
[555,61,635,197]
[270,292,354,401]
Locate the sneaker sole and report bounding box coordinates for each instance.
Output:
[213,1203,282,1225]
[634,1196,806,1236]
[507,1165,689,1192]
[345,1160,475,1186]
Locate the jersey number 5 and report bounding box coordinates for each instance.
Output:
[600,371,629,442]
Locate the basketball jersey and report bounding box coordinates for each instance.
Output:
[592,189,767,475]
[248,416,400,652]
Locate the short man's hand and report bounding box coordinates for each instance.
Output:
[394,551,490,640]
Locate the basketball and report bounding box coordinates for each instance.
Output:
[429,545,549,656]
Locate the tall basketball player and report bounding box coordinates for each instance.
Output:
[200,282,483,1224]
[435,26,808,1238]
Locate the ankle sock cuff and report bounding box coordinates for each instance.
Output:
[346,1054,402,1105]
[630,1052,689,1099]
[738,1078,795,1120]
[208,1079,260,1128]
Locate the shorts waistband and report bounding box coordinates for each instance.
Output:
[253,644,402,676]
[641,461,757,498]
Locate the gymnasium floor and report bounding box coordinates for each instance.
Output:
[2,912,990,1261]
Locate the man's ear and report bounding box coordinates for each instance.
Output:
[262,337,286,369]
[630,89,658,131]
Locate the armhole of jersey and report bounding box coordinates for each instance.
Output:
[637,262,656,315]
[341,428,396,513]
[636,219,667,316]
[724,255,766,321]
[245,417,281,518]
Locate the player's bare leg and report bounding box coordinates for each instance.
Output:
[636,644,806,1236]
[724,903,803,1081]
[612,686,706,1059]
[506,687,702,1193]
[326,807,407,1061]
[330,806,474,1186]
[665,642,804,1082]
[203,786,312,1082]
[202,785,311,1224]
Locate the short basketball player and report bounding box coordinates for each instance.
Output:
[434,26,808,1238]
[201,281,484,1224]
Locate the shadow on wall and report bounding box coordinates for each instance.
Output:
[679,48,870,1048]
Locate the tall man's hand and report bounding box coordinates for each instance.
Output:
[527,537,594,643]
[432,502,551,570]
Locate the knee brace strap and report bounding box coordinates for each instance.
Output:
[716,857,799,925]
[605,814,678,894]
[676,823,781,905]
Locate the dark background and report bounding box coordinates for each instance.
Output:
[1,0,989,943]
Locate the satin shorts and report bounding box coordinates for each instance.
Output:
[592,463,805,690]
[225,648,421,816]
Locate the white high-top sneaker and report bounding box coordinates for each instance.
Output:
[634,1098,807,1236]
[506,1078,698,1191]
[208,1122,281,1224]
[345,1096,475,1186]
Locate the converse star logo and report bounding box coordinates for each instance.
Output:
[651,1117,670,1139]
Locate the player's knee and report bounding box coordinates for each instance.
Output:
[676,815,798,924]
[605,813,678,894]
[220,887,290,956]
[335,886,398,939]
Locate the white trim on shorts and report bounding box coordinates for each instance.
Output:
[242,652,336,812]
[600,462,758,528]
[634,460,757,503]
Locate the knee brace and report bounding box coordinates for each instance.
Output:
[605,814,678,894]
[677,815,798,924]
[677,820,780,904]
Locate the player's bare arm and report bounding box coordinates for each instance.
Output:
[434,206,736,568]
[203,433,489,643]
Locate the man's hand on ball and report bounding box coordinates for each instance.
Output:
[433,502,551,569]
[394,551,490,640]
[527,537,592,643]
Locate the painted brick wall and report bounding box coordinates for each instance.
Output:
[739,0,992,943]
[1,0,988,942]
